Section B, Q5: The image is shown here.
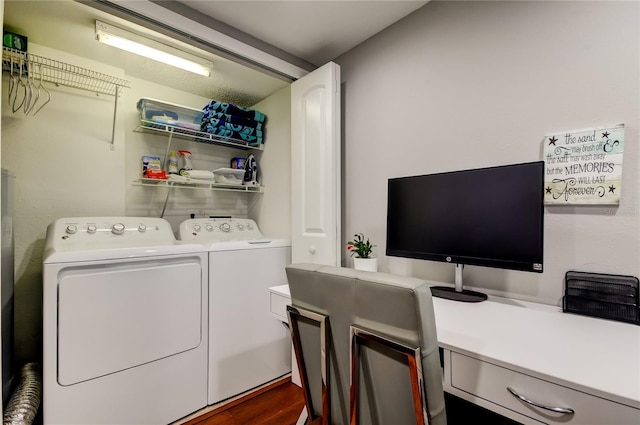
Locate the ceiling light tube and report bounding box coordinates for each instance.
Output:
[95,21,212,77]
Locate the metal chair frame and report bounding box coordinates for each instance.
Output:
[287,305,330,425]
[349,325,430,425]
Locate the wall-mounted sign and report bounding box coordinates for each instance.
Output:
[544,124,624,205]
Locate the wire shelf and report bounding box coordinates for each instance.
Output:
[134,120,265,151]
[132,178,264,193]
[2,47,131,96]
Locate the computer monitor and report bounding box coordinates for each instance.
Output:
[386,161,545,302]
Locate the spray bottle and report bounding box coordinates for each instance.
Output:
[178,150,193,176]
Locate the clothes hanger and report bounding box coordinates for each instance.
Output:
[12,57,27,113]
[32,63,51,116]
[23,60,35,114]
[7,54,17,107]
[25,61,41,115]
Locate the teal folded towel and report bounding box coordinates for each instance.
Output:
[202,100,266,123]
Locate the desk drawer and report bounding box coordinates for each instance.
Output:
[451,352,639,424]
[269,291,290,322]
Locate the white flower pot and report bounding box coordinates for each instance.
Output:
[353,257,378,272]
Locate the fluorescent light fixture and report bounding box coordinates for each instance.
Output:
[95,21,212,77]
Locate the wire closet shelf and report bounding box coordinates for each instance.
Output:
[2,46,131,96]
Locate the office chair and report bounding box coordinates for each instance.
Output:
[286,263,447,425]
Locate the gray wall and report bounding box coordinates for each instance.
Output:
[336,1,639,305]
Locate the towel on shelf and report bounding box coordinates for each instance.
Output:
[200,118,264,138]
[202,100,266,123]
[144,110,179,120]
[183,170,215,180]
[169,174,187,182]
[201,123,263,145]
[202,111,265,129]
[150,116,178,126]
[200,99,267,145]
[176,122,201,131]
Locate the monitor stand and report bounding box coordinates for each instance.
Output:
[430,264,487,303]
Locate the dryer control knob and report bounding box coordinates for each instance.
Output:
[65,225,77,234]
[237,224,244,230]
[138,224,147,233]
[247,223,254,230]
[220,222,231,232]
[86,224,97,234]
[112,223,126,235]
[205,224,214,232]
[193,224,202,232]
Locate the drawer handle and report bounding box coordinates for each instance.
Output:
[507,387,575,415]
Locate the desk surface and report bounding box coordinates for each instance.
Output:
[432,296,640,410]
[269,284,640,410]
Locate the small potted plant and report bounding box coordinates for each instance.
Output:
[347,233,377,272]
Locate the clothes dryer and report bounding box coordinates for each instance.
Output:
[43,217,208,425]
[178,218,291,405]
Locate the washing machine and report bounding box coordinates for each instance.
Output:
[43,217,208,425]
[178,218,291,405]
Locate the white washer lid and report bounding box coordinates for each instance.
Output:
[44,242,207,264]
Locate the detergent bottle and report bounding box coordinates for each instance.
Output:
[178,150,193,176]
[167,151,179,174]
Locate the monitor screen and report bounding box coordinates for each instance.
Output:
[386,161,544,273]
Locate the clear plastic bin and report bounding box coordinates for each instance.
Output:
[213,168,245,185]
[137,98,204,132]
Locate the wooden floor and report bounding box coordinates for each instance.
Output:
[183,379,305,425]
[181,378,521,425]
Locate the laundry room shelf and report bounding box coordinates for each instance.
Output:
[132,178,264,193]
[134,120,264,151]
[2,47,130,96]
[2,47,130,150]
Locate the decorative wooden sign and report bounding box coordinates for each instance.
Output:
[544,124,624,205]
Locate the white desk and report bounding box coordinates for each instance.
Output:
[268,284,301,386]
[268,284,640,424]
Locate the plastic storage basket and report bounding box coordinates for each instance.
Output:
[137,98,203,134]
[563,271,639,325]
[213,168,245,185]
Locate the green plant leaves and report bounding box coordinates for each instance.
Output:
[346,233,375,258]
